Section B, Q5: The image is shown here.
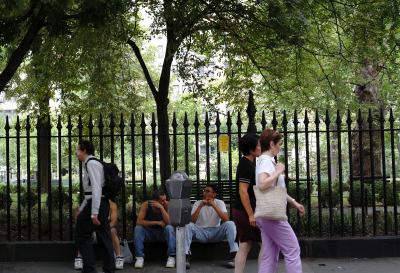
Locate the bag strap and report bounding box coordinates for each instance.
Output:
[270,157,279,187]
[85,157,100,186]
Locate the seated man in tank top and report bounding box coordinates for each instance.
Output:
[133,190,176,269]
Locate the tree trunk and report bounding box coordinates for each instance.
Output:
[156,40,176,185]
[156,98,171,186]
[330,123,338,181]
[352,61,383,180]
[39,116,51,193]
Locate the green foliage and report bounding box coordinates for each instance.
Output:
[46,186,69,209]
[287,181,309,206]
[0,183,12,209]
[1,0,153,119]
[19,185,38,208]
[319,180,340,208]
[347,180,400,207]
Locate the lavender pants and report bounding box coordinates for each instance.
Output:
[256,219,302,273]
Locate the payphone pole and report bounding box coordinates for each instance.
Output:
[176,226,186,273]
[165,171,192,273]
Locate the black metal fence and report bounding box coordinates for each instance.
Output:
[0,94,399,242]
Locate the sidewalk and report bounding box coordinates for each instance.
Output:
[1,258,400,273]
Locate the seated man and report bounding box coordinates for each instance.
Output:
[185,184,238,269]
[134,190,176,269]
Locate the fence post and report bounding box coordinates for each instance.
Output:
[246,90,257,133]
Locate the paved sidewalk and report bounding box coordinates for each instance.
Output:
[1,258,400,273]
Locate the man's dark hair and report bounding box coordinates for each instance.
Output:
[239,133,259,156]
[151,189,166,200]
[205,184,218,194]
[78,140,95,155]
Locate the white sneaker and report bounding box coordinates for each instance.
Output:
[115,256,124,270]
[134,257,144,269]
[74,257,83,270]
[165,256,175,268]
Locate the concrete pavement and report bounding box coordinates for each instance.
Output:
[1,258,400,273]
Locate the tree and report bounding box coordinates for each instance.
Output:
[1,0,136,191]
[127,0,312,184]
[179,0,400,180]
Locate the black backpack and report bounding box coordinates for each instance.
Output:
[85,158,123,199]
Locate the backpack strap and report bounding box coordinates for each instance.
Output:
[85,157,100,186]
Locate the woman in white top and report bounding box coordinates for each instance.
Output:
[256,128,304,273]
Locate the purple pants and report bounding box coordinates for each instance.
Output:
[256,219,302,273]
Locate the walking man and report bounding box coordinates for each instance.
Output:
[75,140,115,273]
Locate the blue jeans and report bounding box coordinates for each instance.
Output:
[134,225,176,257]
[184,221,239,255]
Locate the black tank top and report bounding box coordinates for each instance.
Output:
[145,201,163,228]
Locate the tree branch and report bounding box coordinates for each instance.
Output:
[127,39,158,97]
[2,0,39,26]
[0,8,45,92]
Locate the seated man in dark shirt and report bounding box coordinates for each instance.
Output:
[133,190,176,269]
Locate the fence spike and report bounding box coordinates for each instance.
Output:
[88,115,94,130]
[204,112,210,127]
[130,113,135,129]
[315,110,320,125]
[109,113,116,129]
[272,110,278,129]
[227,111,232,128]
[57,115,62,130]
[26,115,31,131]
[261,110,267,129]
[140,113,146,129]
[194,111,200,128]
[183,112,189,128]
[36,116,41,131]
[325,110,331,126]
[293,110,299,127]
[346,109,352,126]
[304,110,309,126]
[172,112,178,128]
[389,108,395,124]
[78,115,83,131]
[47,115,52,129]
[336,110,342,126]
[236,112,242,127]
[151,113,156,128]
[98,114,104,130]
[246,90,257,133]
[281,110,287,129]
[119,113,125,130]
[67,115,72,131]
[379,108,385,123]
[357,109,363,125]
[368,109,373,125]
[15,115,21,131]
[215,112,221,128]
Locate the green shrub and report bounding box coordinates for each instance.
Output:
[376,181,399,206]
[0,183,12,209]
[287,181,309,206]
[348,181,373,207]
[46,187,69,208]
[319,180,340,208]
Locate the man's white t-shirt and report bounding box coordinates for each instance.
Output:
[191,199,227,228]
[256,154,286,189]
